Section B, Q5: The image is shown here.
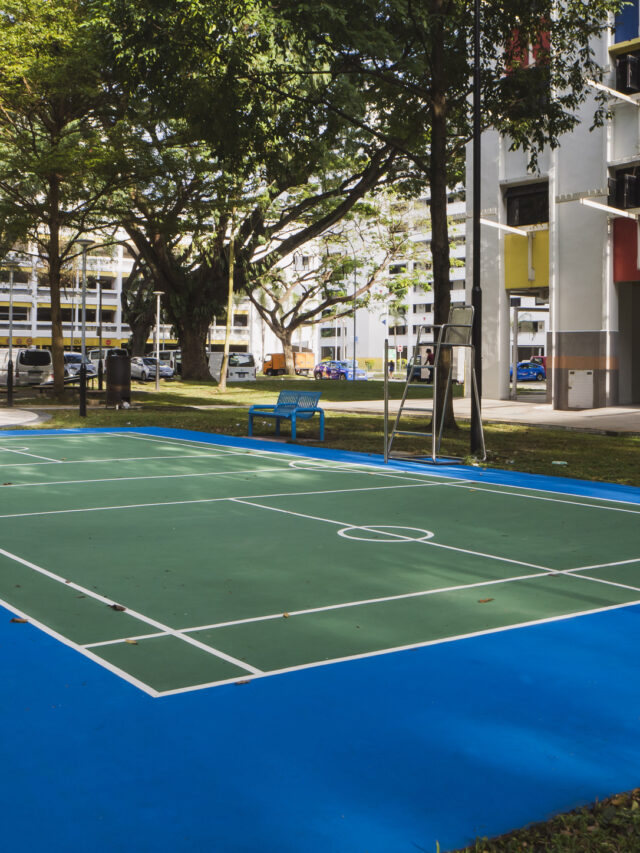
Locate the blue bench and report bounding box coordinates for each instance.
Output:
[248,390,324,441]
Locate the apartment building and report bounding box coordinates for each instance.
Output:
[467,5,640,409]
[0,244,253,356]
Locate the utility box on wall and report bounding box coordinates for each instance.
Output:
[568,369,594,409]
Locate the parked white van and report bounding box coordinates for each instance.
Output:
[87,347,128,371]
[208,351,256,382]
[0,348,54,385]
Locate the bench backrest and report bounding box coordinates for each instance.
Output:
[273,390,322,419]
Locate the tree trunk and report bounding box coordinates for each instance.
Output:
[281,330,295,375]
[178,317,211,380]
[130,322,152,356]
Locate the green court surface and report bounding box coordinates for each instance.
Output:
[0,429,638,697]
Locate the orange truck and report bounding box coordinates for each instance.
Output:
[263,351,315,376]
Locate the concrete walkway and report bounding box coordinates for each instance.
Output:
[0,396,639,434]
[323,395,640,434]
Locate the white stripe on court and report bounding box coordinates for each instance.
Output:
[231,497,554,571]
[156,597,640,697]
[0,595,160,697]
[568,557,640,572]
[0,546,262,676]
[0,447,62,463]
[448,481,640,514]
[0,464,316,489]
[0,453,258,469]
[0,480,451,519]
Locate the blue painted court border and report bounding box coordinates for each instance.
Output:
[1,427,639,852]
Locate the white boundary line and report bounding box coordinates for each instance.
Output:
[0,464,319,490]
[0,447,62,462]
[0,594,160,698]
[156,597,640,697]
[87,555,640,644]
[0,480,451,520]
[448,480,640,515]
[0,546,262,677]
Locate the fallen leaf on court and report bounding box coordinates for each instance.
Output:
[108,603,126,611]
[478,598,494,604]
[236,679,251,685]
[10,618,28,623]
[124,639,138,645]
[282,612,290,618]
[3,482,12,486]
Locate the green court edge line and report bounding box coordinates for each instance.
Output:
[2,425,638,505]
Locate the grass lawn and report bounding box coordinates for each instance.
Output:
[3,376,640,851]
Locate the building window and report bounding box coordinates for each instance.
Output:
[0,307,29,321]
[505,183,549,227]
[609,165,640,210]
[388,325,407,336]
[320,327,341,338]
[615,0,639,43]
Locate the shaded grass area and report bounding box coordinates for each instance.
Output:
[453,788,640,852]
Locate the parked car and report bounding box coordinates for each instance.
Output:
[63,352,97,378]
[208,352,256,382]
[314,359,368,380]
[131,356,174,381]
[87,348,128,372]
[510,360,546,381]
[0,347,54,385]
[530,355,547,370]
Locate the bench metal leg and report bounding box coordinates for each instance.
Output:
[248,413,253,436]
[291,414,296,441]
[319,411,324,441]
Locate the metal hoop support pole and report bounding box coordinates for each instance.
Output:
[383,339,389,463]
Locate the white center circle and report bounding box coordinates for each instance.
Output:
[338,525,434,543]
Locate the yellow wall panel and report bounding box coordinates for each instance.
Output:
[504,229,549,290]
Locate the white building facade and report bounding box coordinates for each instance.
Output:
[468,6,640,409]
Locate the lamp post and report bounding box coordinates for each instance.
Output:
[153,291,163,391]
[4,259,18,406]
[470,0,483,454]
[77,239,93,417]
[96,269,103,390]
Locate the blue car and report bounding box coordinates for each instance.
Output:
[510,360,546,381]
[316,360,368,380]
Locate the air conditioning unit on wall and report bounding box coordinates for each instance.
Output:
[616,54,640,94]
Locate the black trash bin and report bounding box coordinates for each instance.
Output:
[105,351,131,407]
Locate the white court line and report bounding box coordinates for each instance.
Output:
[231,497,553,571]
[0,464,318,490]
[95,433,640,512]
[0,480,446,519]
[0,453,254,469]
[569,557,640,572]
[85,631,167,648]
[0,546,261,676]
[0,447,61,463]
[94,554,640,644]
[448,481,640,514]
[0,595,160,697]
[157,597,640,697]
